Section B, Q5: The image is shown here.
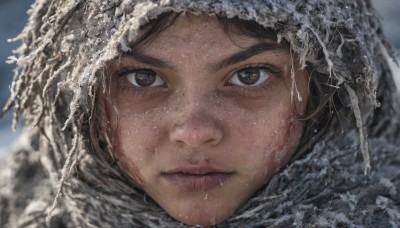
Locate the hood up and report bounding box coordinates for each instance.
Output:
[1,0,399,227]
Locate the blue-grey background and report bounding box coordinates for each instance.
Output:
[0,0,34,161]
[0,0,399,161]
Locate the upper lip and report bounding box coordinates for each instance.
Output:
[162,166,232,175]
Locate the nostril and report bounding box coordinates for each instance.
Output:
[174,139,186,148]
[205,138,218,146]
[170,117,223,148]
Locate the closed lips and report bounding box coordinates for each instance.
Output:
[162,167,233,192]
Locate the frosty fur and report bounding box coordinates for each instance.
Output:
[1,0,400,227]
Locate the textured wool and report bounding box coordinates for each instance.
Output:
[1,0,400,227]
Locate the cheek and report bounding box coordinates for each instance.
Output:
[234,105,301,178]
[106,104,163,186]
[107,124,148,186]
[117,153,147,186]
[108,103,163,154]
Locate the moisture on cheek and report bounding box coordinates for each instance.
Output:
[107,118,148,187]
[257,115,299,179]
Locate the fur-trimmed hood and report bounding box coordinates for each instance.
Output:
[1,0,399,227]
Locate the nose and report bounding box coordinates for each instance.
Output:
[170,113,223,148]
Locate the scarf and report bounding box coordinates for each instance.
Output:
[1,0,399,227]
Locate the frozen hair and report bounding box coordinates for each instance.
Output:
[1,0,399,222]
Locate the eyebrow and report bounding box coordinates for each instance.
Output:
[122,50,177,70]
[208,42,285,73]
[122,42,285,72]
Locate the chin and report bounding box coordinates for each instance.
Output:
[173,209,231,227]
[160,195,238,227]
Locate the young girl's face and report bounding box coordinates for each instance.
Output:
[106,15,309,226]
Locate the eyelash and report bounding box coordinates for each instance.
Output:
[116,63,281,98]
[224,63,281,96]
[117,65,166,96]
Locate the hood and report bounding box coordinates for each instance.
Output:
[1,0,399,226]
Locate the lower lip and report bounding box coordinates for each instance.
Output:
[162,173,231,192]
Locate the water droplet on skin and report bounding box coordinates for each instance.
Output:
[205,194,208,199]
[219,178,223,186]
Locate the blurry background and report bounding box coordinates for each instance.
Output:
[0,0,34,161]
[0,0,399,161]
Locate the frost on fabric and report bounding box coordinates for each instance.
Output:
[2,0,391,170]
[1,0,399,226]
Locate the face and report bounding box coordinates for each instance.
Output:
[105,15,309,226]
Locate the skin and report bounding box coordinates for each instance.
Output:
[105,15,309,227]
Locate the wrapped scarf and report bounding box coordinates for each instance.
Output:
[1,0,399,227]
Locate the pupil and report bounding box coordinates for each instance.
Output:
[135,71,156,87]
[238,68,260,85]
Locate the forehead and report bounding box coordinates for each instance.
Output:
[134,14,263,54]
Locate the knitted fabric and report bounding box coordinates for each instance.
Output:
[1,0,399,227]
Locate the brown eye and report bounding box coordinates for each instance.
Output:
[229,67,270,87]
[237,68,261,85]
[126,69,165,87]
